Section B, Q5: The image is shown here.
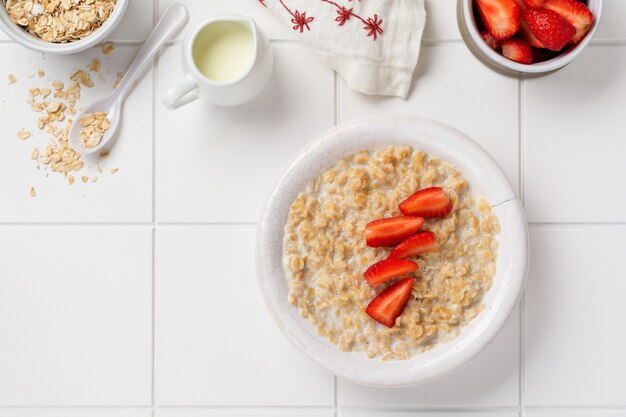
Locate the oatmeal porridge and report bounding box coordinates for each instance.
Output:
[282,146,500,360]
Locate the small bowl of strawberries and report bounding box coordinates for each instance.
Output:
[458,0,602,73]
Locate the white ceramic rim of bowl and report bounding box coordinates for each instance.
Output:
[0,0,129,55]
[256,114,529,387]
[460,0,603,74]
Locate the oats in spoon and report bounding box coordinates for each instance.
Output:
[79,111,111,149]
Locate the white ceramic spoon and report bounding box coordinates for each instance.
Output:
[69,3,188,155]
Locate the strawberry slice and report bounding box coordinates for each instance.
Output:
[542,0,593,44]
[364,258,418,287]
[519,15,546,47]
[364,216,425,248]
[399,187,453,218]
[523,0,545,7]
[389,231,438,259]
[481,31,500,50]
[513,0,544,47]
[525,8,576,51]
[513,0,528,11]
[502,37,534,64]
[365,277,414,328]
[475,0,521,41]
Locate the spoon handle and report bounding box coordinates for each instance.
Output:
[114,3,189,102]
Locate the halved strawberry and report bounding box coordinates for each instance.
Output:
[523,0,545,7]
[502,37,534,64]
[365,277,414,328]
[363,258,418,287]
[389,231,438,259]
[519,15,546,47]
[525,8,576,51]
[542,0,593,44]
[481,31,500,50]
[513,0,528,11]
[399,187,453,218]
[364,216,424,248]
[475,0,521,41]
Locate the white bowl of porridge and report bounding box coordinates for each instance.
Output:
[256,115,528,387]
[0,0,128,54]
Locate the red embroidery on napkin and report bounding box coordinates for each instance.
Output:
[364,14,383,40]
[261,0,383,40]
[292,10,315,32]
[272,0,315,32]
[335,6,352,25]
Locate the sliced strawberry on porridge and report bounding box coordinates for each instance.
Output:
[389,231,438,259]
[366,277,415,328]
[399,187,453,218]
[364,258,418,287]
[364,216,425,247]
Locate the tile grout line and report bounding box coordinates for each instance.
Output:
[5,405,626,411]
[517,74,526,416]
[518,74,525,207]
[13,405,626,412]
[151,226,157,411]
[2,221,626,227]
[151,0,158,415]
[138,405,526,411]
[518,73,526,416]
[16,220,626,228]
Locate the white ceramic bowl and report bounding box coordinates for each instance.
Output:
[256,115,529,387]
[458,0,603,74]
[0,0,129,55]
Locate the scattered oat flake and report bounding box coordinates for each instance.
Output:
[102,42,114,55]
[7,74,17,84]
[37,69,45,77]
[89,58,101,73]
[29,187,36,197]
[110,167,118,174]
[70,70,94,88]
[17,129,31,140]
[19,57,121,190]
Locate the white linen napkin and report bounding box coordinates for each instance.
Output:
[258,0,426,98]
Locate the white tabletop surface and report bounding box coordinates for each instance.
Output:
[1,0,626,416]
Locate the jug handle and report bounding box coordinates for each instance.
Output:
[163,76,199,109]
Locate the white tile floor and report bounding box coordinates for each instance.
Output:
[1,0,626,416]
